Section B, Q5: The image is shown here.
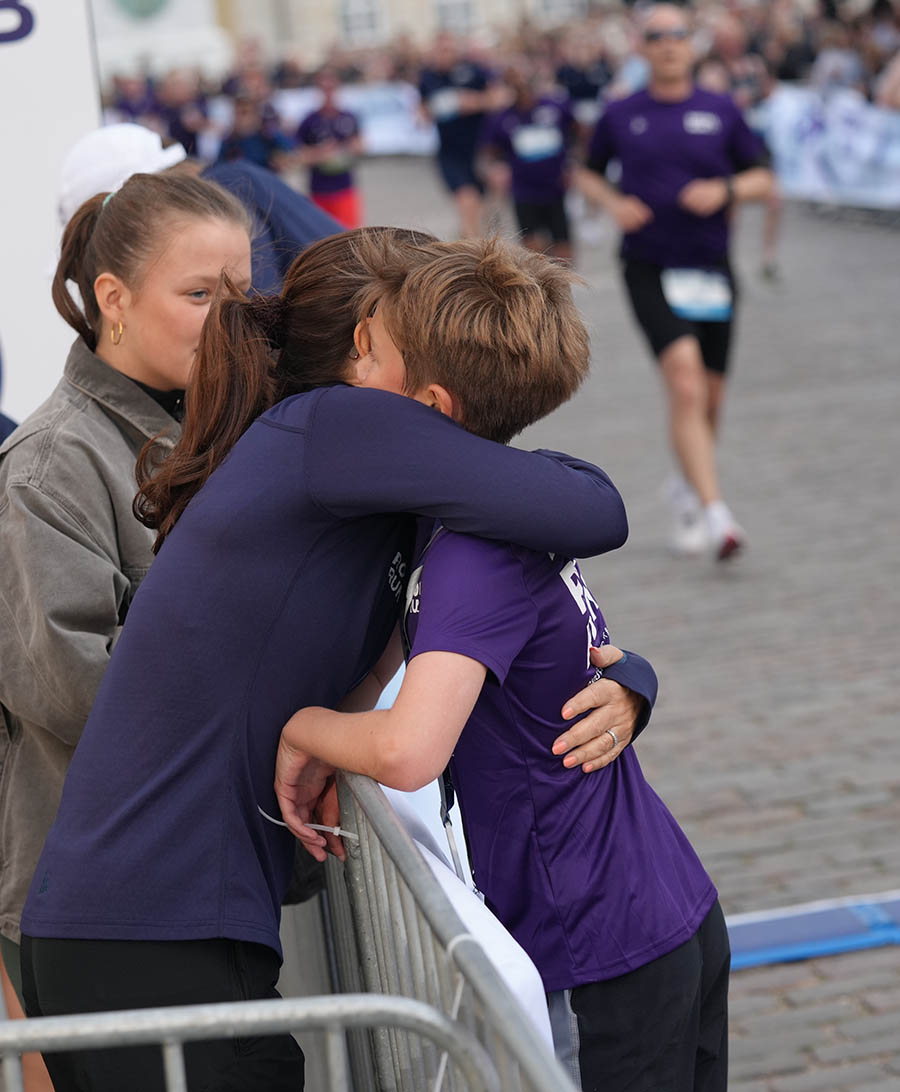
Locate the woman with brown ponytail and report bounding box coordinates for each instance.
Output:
[0,172,251,1049]
[14,222,644,1087]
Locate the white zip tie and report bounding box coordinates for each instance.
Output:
[257,805,359,842]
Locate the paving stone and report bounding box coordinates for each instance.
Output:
[814,1035,900,1065]
[740,1000,861,1039]
[770,1063,889,1092]
[864,989,900,1014]
[817,950,900,981]
[838,1010,900,1040]
[729,1049,809,1081]
[785,973,900,1007]
[731,964,824,994]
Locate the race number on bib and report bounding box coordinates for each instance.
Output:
[320,152,352,173]
[429,88,462,120]
[511,125,564,161]
[661,269,733,322]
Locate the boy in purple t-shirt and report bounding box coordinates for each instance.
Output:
[277,235,729,1092]
[296,68,364,229]
[481,64,576,263]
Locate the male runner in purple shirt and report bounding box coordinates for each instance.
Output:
[278,236,728,1092]
[577,3,775,561]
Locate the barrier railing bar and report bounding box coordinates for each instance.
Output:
[339,773,579,1092]
[0,995,500,1092]
[325,1024,350,1091]
[399,878,438,1078]
[161,1040,187,1092]
[326,851,379,1091]
[361,813,403,1089]
[352,807,397,1087]
[371,840,409,1085]
[2,1050,25,1092]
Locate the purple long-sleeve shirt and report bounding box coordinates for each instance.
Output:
[22,386,627,957]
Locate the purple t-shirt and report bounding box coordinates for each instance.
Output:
[20,387,629,958]
[407,531,716,991]
[296,108,359,193]
[480,96,574,203]
[588,86,767,267]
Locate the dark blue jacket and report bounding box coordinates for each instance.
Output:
[202,161,342,295]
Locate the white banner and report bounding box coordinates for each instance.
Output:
[274,83,438,157]
[762,84,900,209]
[0,1,101,422]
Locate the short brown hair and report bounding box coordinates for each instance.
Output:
[356,235,589,444]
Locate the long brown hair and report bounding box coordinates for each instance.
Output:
[134,226,437,551]
[52,172,250,350]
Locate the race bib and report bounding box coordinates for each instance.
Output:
[510,125,564,162]
[429,88,462,120]
[573,100,601,126]
[661,269,733,321]
[319,152,352,173]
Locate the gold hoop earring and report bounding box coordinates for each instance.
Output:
[110,321,124,346]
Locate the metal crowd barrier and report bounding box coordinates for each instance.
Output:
[0,769,577,1092]
[0,994,498,1092]
[324,772,579,1092]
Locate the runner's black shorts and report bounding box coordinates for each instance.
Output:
[514,196,571,244]
[622,258,737,375]
[436,151,483,193]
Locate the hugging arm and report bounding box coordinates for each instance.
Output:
[306,387,628,559]
[555,646,658,772]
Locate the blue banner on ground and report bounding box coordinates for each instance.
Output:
[728,892,900,970]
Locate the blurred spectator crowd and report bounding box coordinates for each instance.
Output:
[102,0,900,177]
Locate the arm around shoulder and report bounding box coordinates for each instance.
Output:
[600,649,658,741]
[306,387,628,558]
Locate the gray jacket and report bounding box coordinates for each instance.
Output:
[0,339,179,942]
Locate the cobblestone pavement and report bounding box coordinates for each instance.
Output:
[362,158,900,1089]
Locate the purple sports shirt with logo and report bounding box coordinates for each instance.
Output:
[588,87,767,267]
[480,96,575,203]
[407,530,716,992]
[296,109,360,193]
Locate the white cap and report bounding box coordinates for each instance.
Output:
[57,123,187,227]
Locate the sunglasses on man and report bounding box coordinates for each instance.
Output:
[644,27,691,43]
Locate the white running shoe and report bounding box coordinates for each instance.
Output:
[704,501,745,562]
[664,475,708,556]
[671,511,710,556]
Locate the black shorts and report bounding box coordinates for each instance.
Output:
[514,196,571,244]
[549,899,730,1092]
[623,258,737,375]
[21,935,305,1092]
[436,151,482,194]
